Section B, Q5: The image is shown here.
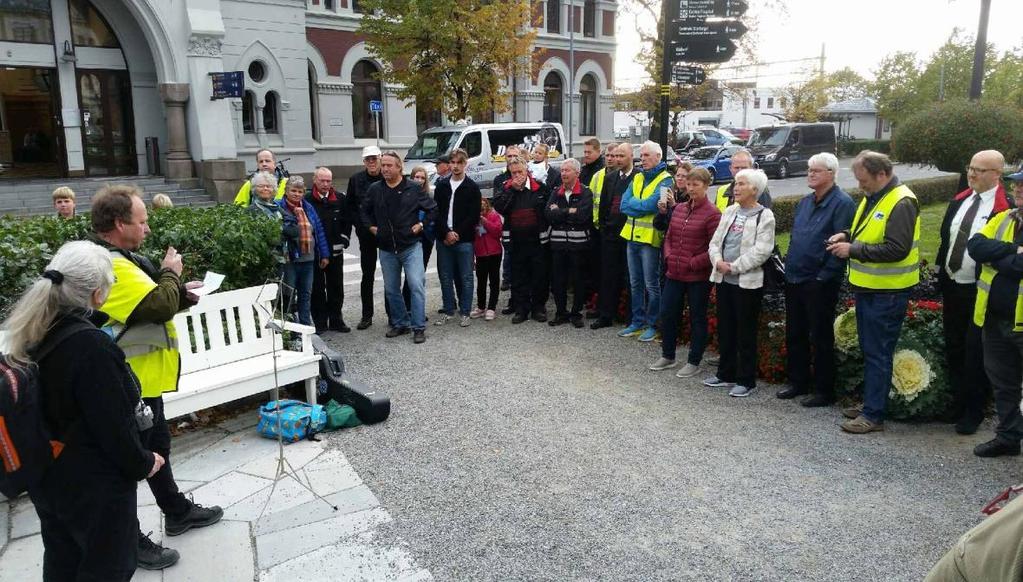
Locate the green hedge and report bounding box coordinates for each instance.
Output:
[771,175,960,234]
[0,205,282,316]
[838,139,891,157]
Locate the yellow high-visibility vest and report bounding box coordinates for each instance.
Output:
[619,170,671,247]
[234,176,288,206]
[713,184,732,211]
[847,184,921,290]
[973,210,1023,330]
[589,168,606,226]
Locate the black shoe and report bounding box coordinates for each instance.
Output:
[501,306,515,315]
[511,313,528,324]
[356,318,372,330]
[955,417,983,436]
[585,310,600,320]
[385,327,410,338]
[570,315,585,328]
[532,311,548,323]
[500,282,510,291]
[776,386,808,400]
[330,321,351,333]
[548,314,570,326]
[413,329,426,344]
[800,394,834,408]
[590,318,613,330]
[165,499,224,537]
[974,438,1021,458]
[137,531,180,570]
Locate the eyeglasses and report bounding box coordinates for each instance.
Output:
[967,166,1001,174]
[807,168,833,175]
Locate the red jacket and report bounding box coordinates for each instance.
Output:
[474,210,504,257]
[662,196,721,282]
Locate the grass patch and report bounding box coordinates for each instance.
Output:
[775,202,945,265]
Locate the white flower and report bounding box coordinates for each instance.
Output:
[890,349,933,402]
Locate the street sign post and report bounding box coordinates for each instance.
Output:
[670,0,748,21]
[671,65,707,85]
[670,39,736,63]
[370,100,382,147]
[672,19,747,40]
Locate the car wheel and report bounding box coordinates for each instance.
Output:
[777,161,789,180]
[708,168,717,183]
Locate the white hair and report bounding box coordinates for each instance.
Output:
[735,168,769,196]
[1,241,114,367]
[251,171,277,188]
[808,152,839,174]
[562,158,581,173]
[640,140,663,159]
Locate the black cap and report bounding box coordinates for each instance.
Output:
[435,154,451,164]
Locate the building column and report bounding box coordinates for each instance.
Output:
[159,83,194,179]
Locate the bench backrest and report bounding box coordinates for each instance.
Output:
[173,284,282,375]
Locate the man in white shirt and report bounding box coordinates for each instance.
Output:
[936,149,1010,435]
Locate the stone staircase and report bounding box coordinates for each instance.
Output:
[0,176,217,217]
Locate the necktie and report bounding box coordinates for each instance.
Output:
[948,194,981,274]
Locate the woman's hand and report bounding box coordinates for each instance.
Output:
[716,260,732,274]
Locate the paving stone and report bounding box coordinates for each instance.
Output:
[0,535,43,582]
[138,504,163,545]
[133,567,164,582]
[223,475,318,523]
[259,539,425,582]
[216,408,261,433]
[0,500,8,553]
[162,521,254,582]
[397,570,435,582]
[173,432,279,482]
[9,498,39,539]
[255,507,390,569]
[237,440,324,480]
[302,457,362,496]
[170,426,232,460]
[187,471,273,510]
[253,484,380,537]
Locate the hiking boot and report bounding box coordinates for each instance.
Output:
[841,415,884,434]
[385,327,410,338]
[649,357,678,371]
[137,531,179,570]
[548,314,570,327]
[974,438,1021,457]
[356,318,372,330]
[729,385,756,398]
[841,404,863,419]
[512,313,528,324]
[703,376,735,388]
[165,498,224,536]
[570,315,585,328]
[590,318,613,330]
[676,363,701,378]
[413,330,426,344]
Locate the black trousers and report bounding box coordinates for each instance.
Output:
[510,239,549,316]
[551,249,587,316]
[785,279,841,397]
[312,254,345,330]
[476,253,502,310]
[598,236,627,321]
[585,234,602,305]
[141,396,189,517]
[942,280,990,423]
[357,229,378,320]
[716,282,763,388]
[982,316,1023,443]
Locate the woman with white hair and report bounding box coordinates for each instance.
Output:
[0,241,163,580]
[705,168,776,398]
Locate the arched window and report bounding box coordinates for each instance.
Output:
[264,91,279,134]
[580,74,597,136]
[242,90,256,134]
[308,62,319,142]
[69,0,118,47]
[543,72,562,123]
[352,60,383,139]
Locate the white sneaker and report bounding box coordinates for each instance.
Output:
[648,357,678,371]
[470,308,485,319]
[676,363,701,378]
[460,315,471,327]
[703,376,735,388]
[433,314,453,326]
[729,385,755,398]
[484,309,496,321]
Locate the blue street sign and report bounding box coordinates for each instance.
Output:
[370,100,383,113]
[209,71,244,100]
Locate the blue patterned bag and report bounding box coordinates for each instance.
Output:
[256,400,326,443]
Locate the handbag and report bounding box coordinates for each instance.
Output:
[256,399,326,443]
[753,210,786,293]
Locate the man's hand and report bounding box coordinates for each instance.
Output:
[568,208,577,214]
[148,452,165,478]
[369,226,378,236]
[161,247,183,276]
[411,223,423,236]
[184,280,203,302]
[549,204,558,210]
[716,260,732,274]
[319,258,329,269]
[826,233,848,245]
[444,232,459,246]
[828,242,851,258]
[513,174,527,189]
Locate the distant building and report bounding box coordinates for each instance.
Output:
[820,98,891,140]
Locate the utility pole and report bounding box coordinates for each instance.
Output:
[818,43,825,77]
[969,0,991,100]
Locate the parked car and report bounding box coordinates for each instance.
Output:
[723,127,752,142]
[687,144,743,183]
[747,122,837,179]
[697,127,743,146]
[675,130,707,152]
[632,144,682,170]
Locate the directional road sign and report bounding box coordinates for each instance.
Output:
[670,39,736,63]
[672,18,747,40]
[671,65,707,85]
[670,0,749,21]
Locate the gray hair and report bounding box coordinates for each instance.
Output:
[1,241,114,367]
[732,148,754,164]
[286,175,306,191]
[251,171,277,188]
[808,152,840,174]
[640,140,663,159]
[735,168,769,196]
[562,158,582,173]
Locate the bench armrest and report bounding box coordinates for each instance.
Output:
[272,319,316,353]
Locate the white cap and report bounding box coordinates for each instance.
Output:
[362,145,382,158]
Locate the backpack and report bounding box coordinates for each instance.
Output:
[256,400,326,443]
[0,320,95,498]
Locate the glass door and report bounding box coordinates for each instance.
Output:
[77,70,136,176]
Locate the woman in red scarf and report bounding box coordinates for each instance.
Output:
[278,176,330,325]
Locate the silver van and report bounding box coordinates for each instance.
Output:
[404,122,567,193]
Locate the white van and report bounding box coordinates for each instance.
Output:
[404,121,567,193]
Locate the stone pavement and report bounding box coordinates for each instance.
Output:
[0,413,432,582]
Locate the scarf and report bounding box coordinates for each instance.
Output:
[287,198,312,254]
[528,161,548,183]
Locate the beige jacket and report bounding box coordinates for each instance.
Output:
[709,204,776,289]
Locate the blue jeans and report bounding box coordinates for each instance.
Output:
[436,241,475,316]
[855,291,910,423]
[626,242,662,328]
[380,243,426,331]
[283,260,315,325]
[659,279,711,364]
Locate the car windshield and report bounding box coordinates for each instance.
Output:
[690,146,719,160]
[406,130,461,160]
[748,127,790,148]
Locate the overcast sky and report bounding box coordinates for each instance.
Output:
[615,0,1023,91]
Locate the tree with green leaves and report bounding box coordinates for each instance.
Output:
[870,51,920,123]
[357,0,536,122]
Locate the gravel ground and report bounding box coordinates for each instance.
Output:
[317,293,1019,582]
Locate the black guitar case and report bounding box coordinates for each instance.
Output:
[311,335,391,424]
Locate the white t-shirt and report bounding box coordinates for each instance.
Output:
[448,177,464,229]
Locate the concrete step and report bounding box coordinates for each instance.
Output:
[0,177,172,196]
[0,188,212,211]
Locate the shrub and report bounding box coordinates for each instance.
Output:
[0,205,282,316]
[891,99,1023,173]
[839,139,891,157]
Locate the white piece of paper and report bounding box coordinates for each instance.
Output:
[190,271,225,298]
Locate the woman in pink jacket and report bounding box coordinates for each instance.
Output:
[472,198,505,320]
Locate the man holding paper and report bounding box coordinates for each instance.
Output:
[91,185,224,571]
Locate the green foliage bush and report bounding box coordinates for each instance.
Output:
[838,139,891,157]
[891,99,1023,173]
[0,205,282,316]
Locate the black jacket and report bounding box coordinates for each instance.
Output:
[579,157,605,191]
[494,177,550,244]
[434,175,483,244]
[598,169,632,238]
[360,177,438,253]
[346,170,383,234]
[968,212,1023,319]
[936,186,1012,286]
[544,182,594,251]
[305,187,351,256]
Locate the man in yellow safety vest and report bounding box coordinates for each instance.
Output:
[233,148,287,206]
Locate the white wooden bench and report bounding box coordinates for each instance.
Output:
[163,283,320,420]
